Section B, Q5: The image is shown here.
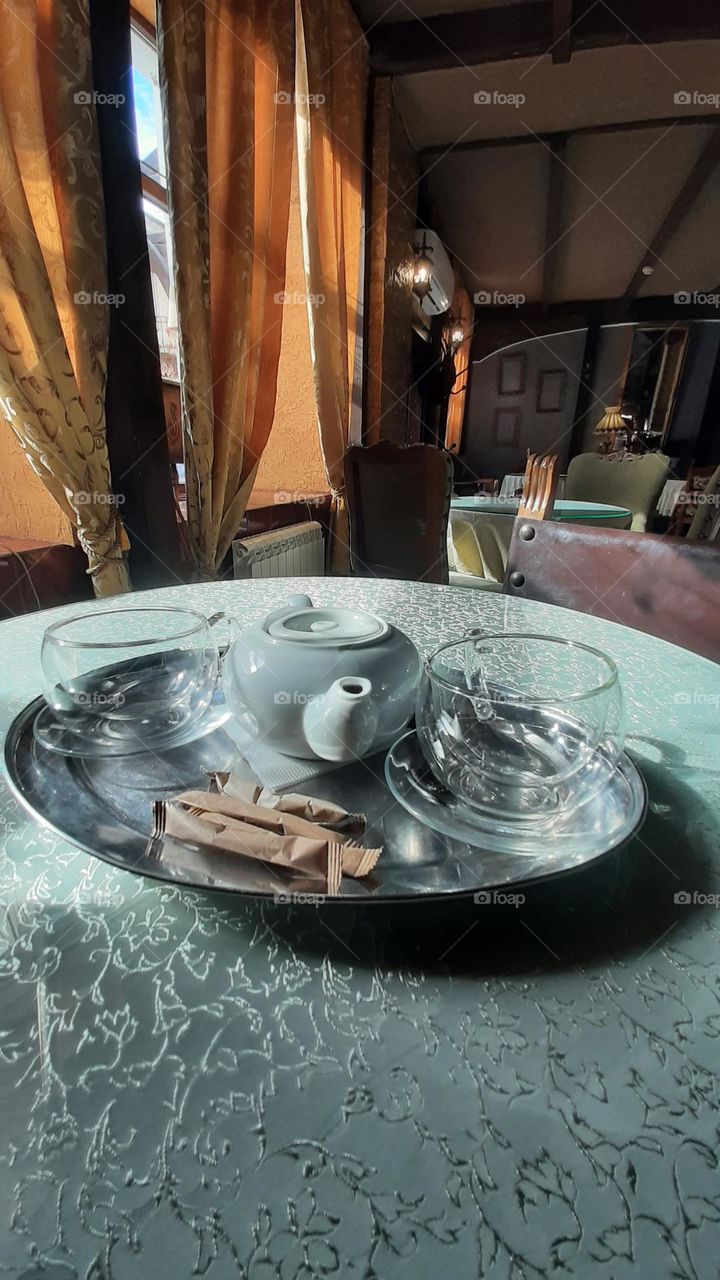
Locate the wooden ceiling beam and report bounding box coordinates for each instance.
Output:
[625,126,720,299]
[420,115,720,162]
[471,296,720,333]
[130,0,155,33]
[552,0,574,64]
[369,0,720,76]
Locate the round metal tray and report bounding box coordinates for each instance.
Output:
[4,696,647,903]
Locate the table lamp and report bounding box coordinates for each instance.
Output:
[594,405,625,453]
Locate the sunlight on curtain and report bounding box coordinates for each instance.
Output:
[157,0,294,576]
[0,0,130,596]
[295,0,368,573]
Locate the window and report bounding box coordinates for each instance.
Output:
[130,20,179,383]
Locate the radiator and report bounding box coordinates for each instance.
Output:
[232,521,325,579]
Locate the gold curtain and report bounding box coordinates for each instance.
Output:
[444,273,473,454]
[295,0,368,573]
[0,0,130,597]
[157,0,295,577]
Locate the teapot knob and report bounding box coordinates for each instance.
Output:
[286,594,313,609]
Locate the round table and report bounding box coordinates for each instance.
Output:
[1,578,719,1278]
[449,499,632,583]
[451,497,632,523]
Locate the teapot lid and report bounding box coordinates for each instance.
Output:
[266,605,390,647]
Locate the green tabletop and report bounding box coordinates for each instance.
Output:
[451,497,632,522]
[1,578,719,1277]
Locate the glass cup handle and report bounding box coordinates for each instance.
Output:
[207,612,241,662]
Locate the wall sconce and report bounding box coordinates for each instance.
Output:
[412,235,433,301]
[450,325,465,347]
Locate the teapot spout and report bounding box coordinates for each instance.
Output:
[303,677,378,763]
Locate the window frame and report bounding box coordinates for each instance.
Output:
[130,8,180,388]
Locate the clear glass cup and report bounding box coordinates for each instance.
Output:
[40,607,234,749]
[416,633,625,823]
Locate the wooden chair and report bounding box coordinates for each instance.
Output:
[666,464,717,537]
[504,519,720,664]
[0,543,93,620]
[517,453,560,521]
[686,464,720,543]
[343,442,453,583]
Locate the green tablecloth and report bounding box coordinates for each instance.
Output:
[1,578,719,1277]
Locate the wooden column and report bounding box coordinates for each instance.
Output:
[567,311,602,458]
[364,77,392,443]
[552,0,574,63]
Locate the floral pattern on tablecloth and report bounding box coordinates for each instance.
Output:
[2,578,720,1278]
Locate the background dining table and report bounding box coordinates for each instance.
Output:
[498,473,567,501]
[450,496,633,523]
[1,576,719,1278]
[449,498,633,584]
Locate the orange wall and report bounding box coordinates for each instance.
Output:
[0,428,73,544]
[255,158,327,500]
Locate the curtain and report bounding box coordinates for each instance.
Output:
[295,0,368,573]
[157,0,295,577]
[444,273,473,453]
[0,0,130,597]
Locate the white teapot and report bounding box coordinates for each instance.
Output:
[223,595,420,762]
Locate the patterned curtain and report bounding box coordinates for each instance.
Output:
[157,0,295,577]
[295,0,368,573]
[0,0,130,597]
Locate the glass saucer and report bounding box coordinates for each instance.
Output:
[33,685,232,758]
[385,730,646,857]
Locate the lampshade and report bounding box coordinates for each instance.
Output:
[595,405,625,436]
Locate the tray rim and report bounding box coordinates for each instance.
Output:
[3,695,648,905]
